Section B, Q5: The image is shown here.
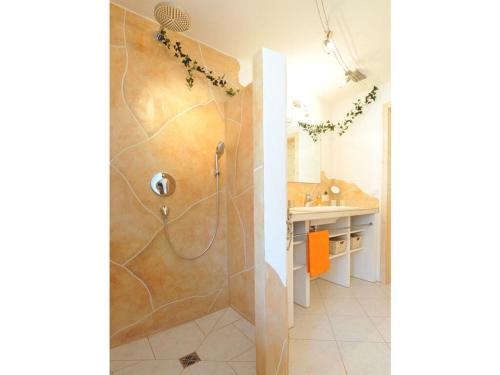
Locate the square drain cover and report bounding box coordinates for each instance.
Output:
[179,352,201,368]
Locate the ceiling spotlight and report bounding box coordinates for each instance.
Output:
[322,30,350,74]
[323,31,336,55]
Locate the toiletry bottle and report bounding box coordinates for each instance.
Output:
[322,191,330,205]
[315,193,322,206]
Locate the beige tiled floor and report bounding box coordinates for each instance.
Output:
[110,307,255,375]
[289,277,391,375]
[111,279,389,374]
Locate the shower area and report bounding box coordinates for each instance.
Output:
[110,2,256,372]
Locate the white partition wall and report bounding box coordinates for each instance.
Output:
[253,48,288,375]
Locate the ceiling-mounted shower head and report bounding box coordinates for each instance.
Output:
[154,2,191,32]
[216,141,225,159]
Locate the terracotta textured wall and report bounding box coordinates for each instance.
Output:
[225,85,256,323]
[110,3,241,347]
[288,171,379,209]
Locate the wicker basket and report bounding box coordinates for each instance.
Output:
[329,238,347,255]
[350,233,363,250]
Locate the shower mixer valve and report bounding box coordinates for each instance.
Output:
[150,172,176,196]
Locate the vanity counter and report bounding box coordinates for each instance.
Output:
[289,206,378,222]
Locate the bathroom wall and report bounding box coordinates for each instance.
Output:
[254,48,289,375]
[225,85,256,323]
[287,83,390,208]
[288,171,379,209]
[110,3,242,347]
[321,82,391,198]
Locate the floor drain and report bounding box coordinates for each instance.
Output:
[179,352,201,368]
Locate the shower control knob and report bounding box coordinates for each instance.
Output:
[150,172,176,196]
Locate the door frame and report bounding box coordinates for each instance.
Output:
[380,102,391,284]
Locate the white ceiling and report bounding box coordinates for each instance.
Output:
[112,0,390,119]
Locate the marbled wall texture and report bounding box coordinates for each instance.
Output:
[225,85,256,323]
[288,171,379,209]
[110,3,241,347]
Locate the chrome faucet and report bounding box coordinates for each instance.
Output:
[304,193,314,207]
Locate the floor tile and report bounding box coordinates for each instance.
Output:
[195,308,226,335]
[329,315,384,342]
[317,279,355,299]
[338,341,390,375]
[379,283,391,297]
[233,318,255,343]
[214,307,243,330]
[323,297,365,316]
[351,285,387,299]
[289,339,346,375]
[110,361,140,372]
[113,360,182,375]
[148,322,204,360]
[294,298,327,316]
[371,316,391,342]
[181,361,237,375]
[110,338,155,360]
[309,280,322,299]
[350,277,375,287]
[357,298,391,317]
[230,346,256,361]
[197,324,253,361]
[228,361,256,375]
[290,313,335,340]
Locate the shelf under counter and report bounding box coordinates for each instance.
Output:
[329,251,347,259]
[293,264,305,271]
[350,247,364,254]
[288,208,378,329]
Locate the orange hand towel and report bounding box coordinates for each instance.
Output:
[307,231,330,277]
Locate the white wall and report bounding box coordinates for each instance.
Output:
[319,82,390,282]
[255,48,288,285]
[321,82,391,199]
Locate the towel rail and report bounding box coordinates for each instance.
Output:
[291,222,373,237]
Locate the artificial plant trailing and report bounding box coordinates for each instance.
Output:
[298,86,379,142]
[157,29,239,97]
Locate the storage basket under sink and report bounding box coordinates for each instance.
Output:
[350,233,363,250]
[329,238,347,255]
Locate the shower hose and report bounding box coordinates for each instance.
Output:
[161,173,220,260]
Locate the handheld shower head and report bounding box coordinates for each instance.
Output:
[216,141,225,159]
[214,141,225,176]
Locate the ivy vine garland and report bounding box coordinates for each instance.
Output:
[156,29,239,97]
[298,86,379,141]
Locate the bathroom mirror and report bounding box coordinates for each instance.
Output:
[287,122,321,183]
[150,172,176,196]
